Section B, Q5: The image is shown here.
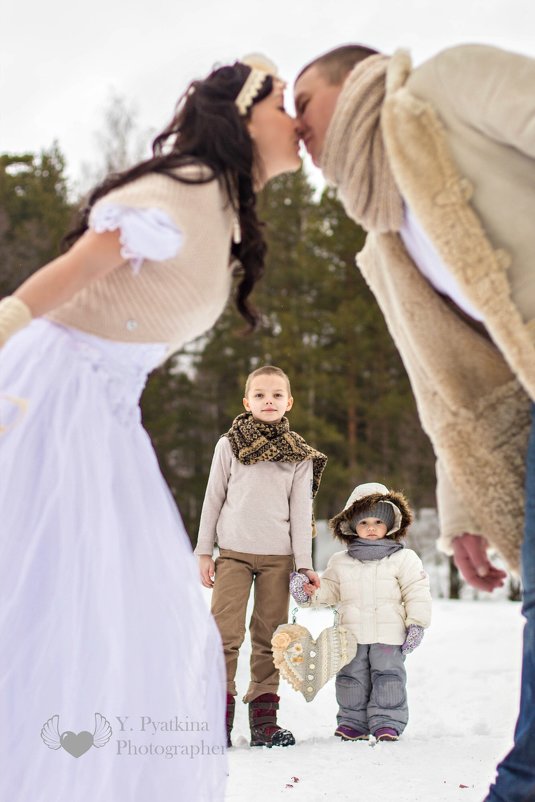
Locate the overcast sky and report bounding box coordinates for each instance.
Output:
[2,0,533,189]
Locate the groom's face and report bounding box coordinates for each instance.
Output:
[294,65,344,167]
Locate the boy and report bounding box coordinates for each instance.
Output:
[195,365,327,747]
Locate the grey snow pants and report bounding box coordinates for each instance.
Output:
[336,643,408,735]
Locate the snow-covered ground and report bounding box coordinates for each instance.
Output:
[221,596,524,802]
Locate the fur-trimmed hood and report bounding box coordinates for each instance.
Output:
[329,482,413,543]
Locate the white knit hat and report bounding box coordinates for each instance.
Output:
[343,482,402,536]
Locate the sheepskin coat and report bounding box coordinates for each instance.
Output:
[348,45,535,571]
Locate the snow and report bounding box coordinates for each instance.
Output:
[221,597,524,802]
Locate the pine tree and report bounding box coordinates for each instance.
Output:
[148,169,436,541]
[0,146,72,296]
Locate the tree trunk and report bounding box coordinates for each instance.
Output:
[449,557,461,599]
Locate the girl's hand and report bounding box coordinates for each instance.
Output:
[198,555,216,589]
[401,624,424,655]
[289,572,311,603]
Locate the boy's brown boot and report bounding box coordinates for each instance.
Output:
[226,693,235,748]
[248,693,295,747]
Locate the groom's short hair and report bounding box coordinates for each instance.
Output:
[296,44,379,86]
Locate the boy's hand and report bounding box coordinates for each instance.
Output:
[299,569,321,592]
[198,555,216,589]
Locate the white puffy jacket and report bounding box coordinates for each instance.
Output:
[310,548,432,645]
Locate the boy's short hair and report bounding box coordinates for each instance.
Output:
[244,365,291,396]
[296,44,379,86]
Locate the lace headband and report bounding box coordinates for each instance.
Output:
[235,53,280,116]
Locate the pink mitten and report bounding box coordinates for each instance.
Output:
[401,624,424,656]
[289,571,310,604]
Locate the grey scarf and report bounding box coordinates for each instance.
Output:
[347,537,404,561]
[320,54,404,233]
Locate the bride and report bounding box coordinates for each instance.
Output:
[0,54,301,801]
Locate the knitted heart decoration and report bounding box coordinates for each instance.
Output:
[271,622,357,702]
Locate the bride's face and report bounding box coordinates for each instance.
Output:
[248,82,301,187]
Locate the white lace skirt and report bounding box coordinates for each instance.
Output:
[0,320,227,802]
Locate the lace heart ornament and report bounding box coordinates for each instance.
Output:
[271,618,357,702]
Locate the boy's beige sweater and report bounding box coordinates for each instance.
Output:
[194,437,314,570]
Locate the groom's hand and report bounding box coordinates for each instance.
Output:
[452,533,507,591]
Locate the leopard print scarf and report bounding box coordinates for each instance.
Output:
[225,412,327,506]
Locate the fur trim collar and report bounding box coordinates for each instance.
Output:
[385,49,412,95]
[381,56,535,404]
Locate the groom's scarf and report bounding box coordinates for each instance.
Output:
[320,53,404,233]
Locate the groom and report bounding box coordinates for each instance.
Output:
[294,43,535,802]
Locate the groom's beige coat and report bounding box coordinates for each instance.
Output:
[353,45,535,570]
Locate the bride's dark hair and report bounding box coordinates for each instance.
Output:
[64,63,274,329]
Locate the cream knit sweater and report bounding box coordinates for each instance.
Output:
[48,168,235,355]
